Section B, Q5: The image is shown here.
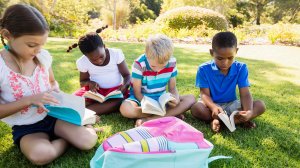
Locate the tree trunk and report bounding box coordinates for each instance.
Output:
[113,0,117,30]
[256,2,262,25]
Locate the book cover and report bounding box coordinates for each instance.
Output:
[46,92,96,126]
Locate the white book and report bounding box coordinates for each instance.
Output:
[218,111,239,132]
[141,93,176,116]
[46,92,97,126]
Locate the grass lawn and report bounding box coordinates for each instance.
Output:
[0,38,299,168]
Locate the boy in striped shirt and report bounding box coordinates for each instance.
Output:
[120,34,195,126]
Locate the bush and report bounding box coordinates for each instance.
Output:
[267,23,300,45]
[155,6,228,30]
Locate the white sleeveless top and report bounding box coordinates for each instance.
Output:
[0,49,52,126]
[76,48,125,88]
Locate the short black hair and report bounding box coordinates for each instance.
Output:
[212,32,237,50]
[78,32,104,54]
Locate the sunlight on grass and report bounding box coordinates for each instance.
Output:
[0,38,299,167]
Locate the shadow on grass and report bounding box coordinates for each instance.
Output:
[1,41,299,167]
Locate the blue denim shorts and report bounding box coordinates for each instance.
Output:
[12,115,57,146]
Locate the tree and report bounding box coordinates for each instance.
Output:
[129,2,156,24]
[142,0,163,16]
[272,0,300,23]
[101,0,130,29]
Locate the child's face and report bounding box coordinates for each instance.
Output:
[210,47,238,73]
[86,47,106,65]
[7,32,48,60]
[147,57,168,72]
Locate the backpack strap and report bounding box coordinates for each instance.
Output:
[208,156,232,163]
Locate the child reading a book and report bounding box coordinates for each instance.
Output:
[0,4,98,165]
[120,34,196,126]
[68,28,131,115]
[191,32,266,133]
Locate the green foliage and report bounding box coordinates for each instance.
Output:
[267,23,300,44]
[142,0,163,16]
[156,6,228,30]
[0,0,9,15]
[129,3,156,24]
[101,0,130,29]
[48,0,91,37]
[227,9,245,28]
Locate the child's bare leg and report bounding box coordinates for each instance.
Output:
[119,100,151,118]
[20,133,68,165]
[54,120,97,150]
[87,99,123,115]
[191,101,221,132]
[235,100,266,126]
[191,101,213,121]
[145,95,196,121]
[165,95,195,116]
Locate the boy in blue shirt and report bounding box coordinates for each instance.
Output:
[191,32,266,133]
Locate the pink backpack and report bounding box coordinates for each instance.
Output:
[91,117,231,168]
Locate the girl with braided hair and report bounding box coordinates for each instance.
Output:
[68,26,131,115]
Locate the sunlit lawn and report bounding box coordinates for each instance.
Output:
[0,38,299,167]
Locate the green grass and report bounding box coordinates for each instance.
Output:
[0,38,299,168]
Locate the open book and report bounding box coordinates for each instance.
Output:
[46,92,97,126]
[83,90,123,103]
[218,111,239,132]
[141,93,176,116]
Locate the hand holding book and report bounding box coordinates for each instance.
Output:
[167,94,179,107]
[28,89,60,113]
[88,81,100,93]
[212,106,225,119]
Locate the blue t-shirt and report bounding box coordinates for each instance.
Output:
[195,60,250,103]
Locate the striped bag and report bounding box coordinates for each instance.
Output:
[90,117,230,168]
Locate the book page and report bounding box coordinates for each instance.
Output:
[158,93,176,113]
[84,91,105,103]
[105,90,122,97]
[82,108,96,125]
[141,96,165,116]
[51,92,86,119]
[229,111,239,131]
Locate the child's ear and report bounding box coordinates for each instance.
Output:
[236,48,239,53]
[209,49,214,57]
[1,29,11,40]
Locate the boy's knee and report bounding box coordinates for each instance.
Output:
[191,102,211,121]
[186,95,196,106]
[120,101,138,118]
[181,95,196,106]
[191,102,203,114]
[27,147,56,165]
[255,100,266,113]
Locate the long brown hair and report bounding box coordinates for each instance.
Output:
[0,4,49,74]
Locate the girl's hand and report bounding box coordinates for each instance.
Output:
[28,90,60,112]
[211,106,224,119]
[118,85,127,94]
[51,81,60,93]
[88,81,99,93]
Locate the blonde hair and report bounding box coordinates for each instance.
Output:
[145,34,173,64]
